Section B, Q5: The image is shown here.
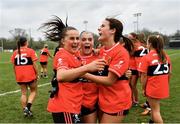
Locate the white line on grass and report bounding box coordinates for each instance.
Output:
[169,52,180,57]
[0,82,50,97]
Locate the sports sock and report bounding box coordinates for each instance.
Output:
[26,103,32,110]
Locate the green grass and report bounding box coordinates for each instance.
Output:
[0,49,180,123]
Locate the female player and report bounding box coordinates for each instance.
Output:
[79,31,99,123]
[39,44,52,78]
[138,35,171,123]
[11,36,38,117]
[83,18,132,123]
[128,32,148,106]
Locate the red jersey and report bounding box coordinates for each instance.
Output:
[80,54,98,109]
[39,48,50,62]
[133,41,148,68]
[129,56,137,70]
[98,43,132,113]
[11,47,38,83]
[138,50,171,99]
[47,48,83,114]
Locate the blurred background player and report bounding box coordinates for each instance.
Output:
[128,32,148,107]
[39,44,52,78]
[11,36,38,117]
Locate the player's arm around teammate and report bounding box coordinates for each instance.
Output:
[83,18,132,123]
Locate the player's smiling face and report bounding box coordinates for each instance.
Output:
[80,32,94,56]
[98,20,111,42]
[63,30,80,54]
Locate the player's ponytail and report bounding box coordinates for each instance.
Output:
[121,35,134,56]
[17,36,27,60]
[39,15,77,47]
[17,38,21,60]
[148,35,166,63]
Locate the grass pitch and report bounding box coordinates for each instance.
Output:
[0,49,180,123]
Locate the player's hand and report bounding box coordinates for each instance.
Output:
[86,59,106,72]
[125,69,132,79]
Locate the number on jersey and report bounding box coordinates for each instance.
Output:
[15,53,33,65]
[147,61,170,76]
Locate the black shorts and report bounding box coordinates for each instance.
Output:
[103,109,129,116]
[17,80,35,85]
[131,69,138,75]
[40,62,47,65]
[81,105,97,116]
[52,112,81,123]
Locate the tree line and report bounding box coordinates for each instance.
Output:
[0,28,180,51]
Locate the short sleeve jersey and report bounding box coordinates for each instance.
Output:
[80,54,98,109]
[11,47,38,82]
[138,50,171,99]
[98,43,132,113]
[47,48,83,114]
[133,41,148,68]
[39,48,50,62]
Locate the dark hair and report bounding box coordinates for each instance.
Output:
[148,35,166,63]
[130,32,138,39]
[106,18,134,55]
[17,36,27,59]
[138,33,146,45]
[39,15,77,47]
[105,18,123,43]
[120,36,134,56]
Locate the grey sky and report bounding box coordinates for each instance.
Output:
[0,0,180,40]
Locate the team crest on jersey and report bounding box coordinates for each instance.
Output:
[104,55,111,65]
[57,58,63,65]
[114,60,124,69]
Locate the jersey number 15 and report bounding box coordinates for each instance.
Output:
[15,53,28,65]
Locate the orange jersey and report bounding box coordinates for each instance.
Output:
[133,41,148,68]
[80,54,98,109]
[138,50,171,99]
[11,47,38,82]
[39,48,50,62]
[47,48,83,114]
[129,56,137,70]
[98,43,132,113]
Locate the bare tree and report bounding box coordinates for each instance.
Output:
[9,28,28,41]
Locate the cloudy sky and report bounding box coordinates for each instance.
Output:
[0,0,180,40]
